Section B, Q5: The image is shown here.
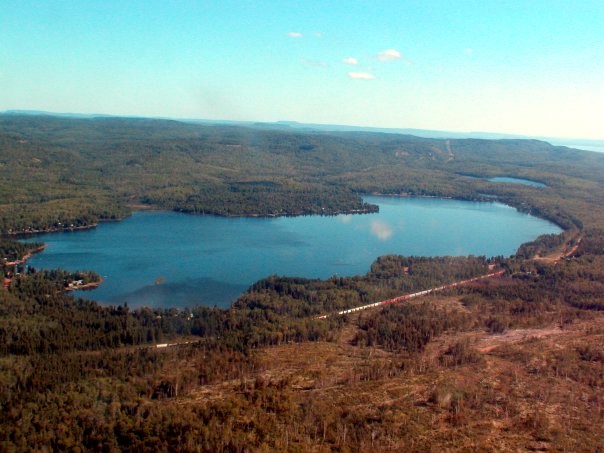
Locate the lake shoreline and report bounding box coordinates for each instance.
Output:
[7,224,98,237]
[4,244,47,266]
[5,189,569,239]
[65,277,104,292]
[19,196,562,309]
[370,192,454,200]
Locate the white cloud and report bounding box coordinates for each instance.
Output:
[348,72,375,80]
[370,220,393,240]
[287,32,303,38]
[342,57,359,65]
[377,49,402,61]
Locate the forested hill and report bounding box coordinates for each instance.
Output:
[3,114,604,450]
[1,114,604,234]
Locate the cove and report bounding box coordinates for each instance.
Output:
[21,196,561,309]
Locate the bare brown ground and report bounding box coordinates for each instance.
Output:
[181,297,604,451]
[534,231,582,264]
[475,326,565,353]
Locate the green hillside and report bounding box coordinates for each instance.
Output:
[2,114,603,235]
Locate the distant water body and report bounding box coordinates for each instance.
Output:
[22,197,561,309]
[573,145,604,153]
[488,177,546,188]
[552,143,604,153]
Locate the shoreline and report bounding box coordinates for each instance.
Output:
[65,277,104,292]
[6,223,98,237]
[4,214,131,238]
[369,192,454,200]
[5,195,570,291]
[4,244,47,266]
[4,192,568,235]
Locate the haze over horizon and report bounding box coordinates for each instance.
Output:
[2,1,603,140]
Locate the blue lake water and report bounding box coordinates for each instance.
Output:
[551,143,604,153]
[21,196,561,309]
[488,177,546,188]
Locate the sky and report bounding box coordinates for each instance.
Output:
[2,0,604,139]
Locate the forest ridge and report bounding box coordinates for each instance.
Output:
[1,114,603,235]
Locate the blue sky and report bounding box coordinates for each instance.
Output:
[2,1,603,139]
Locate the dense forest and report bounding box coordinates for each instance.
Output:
[1,114,604,450]
[1,114,601,233]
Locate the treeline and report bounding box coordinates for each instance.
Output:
[142,183,378,217]
[0,343,264,451]
[353,303,471,353]
[436,228,604,335]
[2,266,223,355]
[515,232,568,259]
[345,228,604,360]
[237,255,491,318]
[0,239,43,264]
[2,255,489,357]
[0,271,341,356]
[0,198,127,236]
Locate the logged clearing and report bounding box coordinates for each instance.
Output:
[175,304,604,451]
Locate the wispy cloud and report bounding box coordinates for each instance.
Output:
[377,49,402,61]
[348,71,375,80]
[342,57,359,65]
[303,59,329,68]
[370,220,393,240]
[287,32,303,38]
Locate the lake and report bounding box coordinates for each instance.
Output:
[22,196,561,309]
[551,142,604,153]
[488,177,546,188]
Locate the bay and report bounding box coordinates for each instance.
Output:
[21,196,561,308]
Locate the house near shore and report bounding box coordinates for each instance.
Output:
[67,279,84,288]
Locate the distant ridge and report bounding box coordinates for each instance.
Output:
[1,109,114,119]
[255,120,528,140]
[2,109,603,150]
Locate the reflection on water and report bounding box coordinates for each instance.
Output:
[22,197,561,308]
[112,278,248,309]
[370,220,393,240]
